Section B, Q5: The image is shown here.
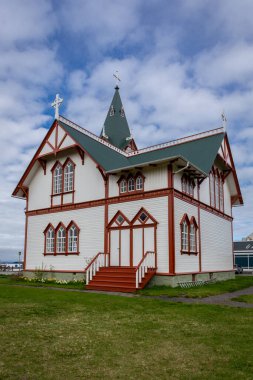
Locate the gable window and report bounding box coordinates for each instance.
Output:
[210,168,224,212]
[120,179,127,193]
[136,176,143,190]
[53,164,63,194]
[181,175,194,197]
[180,215,198,254]
[64,161,74,192]
[128,177,135,192]
[68,224,78,253]
[57,226,66,253]
[118,173,145,195]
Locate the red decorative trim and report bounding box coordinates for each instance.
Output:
[104,176,109,254]
[23,191,29,270]
[57,133,67,150]
[107,210,131,228]
[197,181,202,272]
[168,164,175,274]
[38,158,47,175]
[26,186,233,223]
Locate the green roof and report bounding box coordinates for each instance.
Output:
[60,119,224,175]
[100,86,132,150]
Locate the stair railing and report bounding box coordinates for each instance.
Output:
[135,251,156,288]
[85,252,109,285]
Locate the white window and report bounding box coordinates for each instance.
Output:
[46,227,54,253]
[64,161,74,192]
[219,179,224,212]
[68,225,78,252]
[110,105,115,116]
[181,221,188,251]
[57,226,66,253]
[136,176,143,190]
[128,177,135,192]
[215,174,219,209]
[54,164,62,194]
[190,224,196,252]
[182,176,187,193]
[120,179,127,193]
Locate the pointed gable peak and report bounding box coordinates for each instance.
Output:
[100,86,137,151]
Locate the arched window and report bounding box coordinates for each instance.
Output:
[68,224,78,253]
[128,177,135,192]
[57,226,66,253]
[64,161,74,192]
[190,223,197,252]
[136,176,143,190]
[120,179,127,193]
[181,220,188,251]
[53,164,62,194]
[219,177,224,212]
[181,175,194,197]
[44,225,55,254]
[215,173,219,208]
[210,168,224,211]
[210,172,215,207]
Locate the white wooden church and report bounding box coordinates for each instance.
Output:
[13,85,243,291]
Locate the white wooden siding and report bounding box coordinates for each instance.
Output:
[199,178,210,204]
[108,196,169,273]
[200,210,233,271]
[26,206,104,271]
[109,175,119,197]
[174,198,199,273]
[28,151,104,211]
[143,165,167,191]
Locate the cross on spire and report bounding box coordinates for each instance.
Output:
[51,94,63,120]
[113,71,121,88]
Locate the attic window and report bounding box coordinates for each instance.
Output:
[139,212,148,223]
[116,215,124,225]
[120,107,125,118]
[110,105,115,116]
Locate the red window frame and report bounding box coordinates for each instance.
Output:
[43,221,80,256]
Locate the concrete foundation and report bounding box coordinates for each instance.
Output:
[148,271,235,288]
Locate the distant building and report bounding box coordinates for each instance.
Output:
[242,232,253,241]
[0,262,23,271]
[234,242,253,270]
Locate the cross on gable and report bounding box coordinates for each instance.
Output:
[51,94,63,120]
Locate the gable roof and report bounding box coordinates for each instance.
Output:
[12,112,243,205]
[60,116,224,175]
[100,86,133,150]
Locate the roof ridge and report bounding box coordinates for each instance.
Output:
[128,127,225,156]
[59,115,128,157]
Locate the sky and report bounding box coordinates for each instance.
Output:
[1,0,253,261]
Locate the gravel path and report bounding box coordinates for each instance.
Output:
[154,286,253,308]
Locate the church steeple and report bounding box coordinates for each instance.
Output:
[100,86,137,151]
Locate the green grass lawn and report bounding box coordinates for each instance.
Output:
[0,274,85,290]
[139,276,253,298]
[0,284,253,379]
[232,295,253,304]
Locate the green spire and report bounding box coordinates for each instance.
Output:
[101,86,134,150]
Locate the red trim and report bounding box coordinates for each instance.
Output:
[224,134,243,205]
[38,158,47,175]
[104,175,109,254]
[168,165,175,274]
[26,186,233,222]
[131,207,158,225]
[197,181,202,272]
[180,214,198,255]
[23,192,29,270]
[57,133,67,150]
